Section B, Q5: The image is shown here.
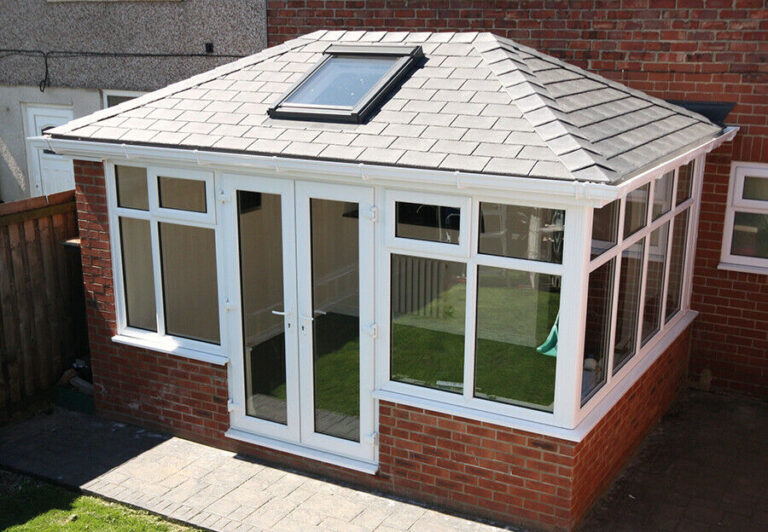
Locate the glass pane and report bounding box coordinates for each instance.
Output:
[474,267,559,412]
[116,165,148,210]
[731,212,768,259]
[676,161,694,205]
[119,217,156,331]
[158,176,207,213]
[310,198,360,442]
[743,176,768,202]
[286,56,398,108]
[624,184,649,238]
[159,223,220,343]
[665,210,689,323]
[107,94,136,107]
[652,171,674,220]
[396,202,460,245]
[391,255,466,394]
[238,191,287,424]
[478,203,564,264]
[591,200,620,259]
[582,259,614,404]
[613,238,645,373]
[642,223,670,343]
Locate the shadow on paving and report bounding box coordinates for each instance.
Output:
[580,390,768,532]
[0,408,170,487]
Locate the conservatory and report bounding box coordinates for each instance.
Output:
[43,30,736,530]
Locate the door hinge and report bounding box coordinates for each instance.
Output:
[365,431,379,446]
[218,189,232,204]
[368,205,378,222]
[227,398,237,412]
[366,323,378,339]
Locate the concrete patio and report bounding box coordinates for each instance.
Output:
[0,390,766,531]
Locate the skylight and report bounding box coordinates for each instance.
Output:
[268,44,423,123]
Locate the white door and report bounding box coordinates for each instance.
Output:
[223,174,376,466]
[25,105,75,196]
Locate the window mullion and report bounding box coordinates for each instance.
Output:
[635,223,652,357]
[462,259,478,402]
[150,217,165,336]
[606,193,627,381]
[659,215,676,333]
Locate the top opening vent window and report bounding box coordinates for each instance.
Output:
[268,44,423,123]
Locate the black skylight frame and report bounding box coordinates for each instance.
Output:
[267,44,424,124]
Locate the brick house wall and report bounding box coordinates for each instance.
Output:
[266,0,768,398]
[75,159,692,530]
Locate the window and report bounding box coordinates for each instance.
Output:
[583,158,698,406]
[111,164,223,356]
[386,195,563,417]
[721,162,768,272]
[102,90,145,109]
[268,45,423,123]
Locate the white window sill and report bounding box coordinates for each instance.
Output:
[112,334,229,366]
[718,261,768,276]
[225,428,379,475]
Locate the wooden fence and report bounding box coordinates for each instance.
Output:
[0,190,87,421]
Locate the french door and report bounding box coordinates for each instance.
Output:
[222,173,375,466]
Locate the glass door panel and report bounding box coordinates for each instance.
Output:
[238,191,289,425]
[224,174,299,442]
[309,198,360,441]
[296,181,375,463]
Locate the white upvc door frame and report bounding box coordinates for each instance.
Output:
[294,180,377,464]
[221,172,301,443]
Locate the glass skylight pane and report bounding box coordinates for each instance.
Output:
[285,56,398,108]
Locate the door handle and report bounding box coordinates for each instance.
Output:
[300,315,314,322]
[271,310,289,316]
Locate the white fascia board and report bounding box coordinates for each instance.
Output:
[41,136,618,207]
[612,126,739,201]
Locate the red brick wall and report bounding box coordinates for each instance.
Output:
[75,159,693,530]
[267,0,768,398]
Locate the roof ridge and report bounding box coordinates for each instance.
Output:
[49,34,316,136]
[506,37,715,127]
[475,35,616,183]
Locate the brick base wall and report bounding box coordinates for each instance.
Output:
[76,159,693,530]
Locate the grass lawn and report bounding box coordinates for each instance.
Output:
[0,470,196,532]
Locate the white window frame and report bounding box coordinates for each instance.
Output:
[384,189,471,258]
[376,190,567,427]
[577,156,704,424]
[106,161,229,365]
[719,161,768,274]
[101,90,146,109]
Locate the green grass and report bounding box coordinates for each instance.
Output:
[0,472,195,532]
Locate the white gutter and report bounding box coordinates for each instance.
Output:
[39,126,737,207]
[40,136,617,207]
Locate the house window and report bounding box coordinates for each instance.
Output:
[268,44,423,123]
[386,194,564,415]
[102,90,145,109]
[111,164,223,356]
[583,159,697,406]
[720,162,768,272]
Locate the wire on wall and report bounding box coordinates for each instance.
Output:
[0,49,245,92]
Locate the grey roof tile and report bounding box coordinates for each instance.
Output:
[441,154,490,172]
[359,147,404,164]
[51,30,723,184]
[319,144,365,160]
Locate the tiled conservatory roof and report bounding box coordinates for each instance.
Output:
[49,31,723,184]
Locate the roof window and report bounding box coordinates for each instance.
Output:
[268,44,423,123]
